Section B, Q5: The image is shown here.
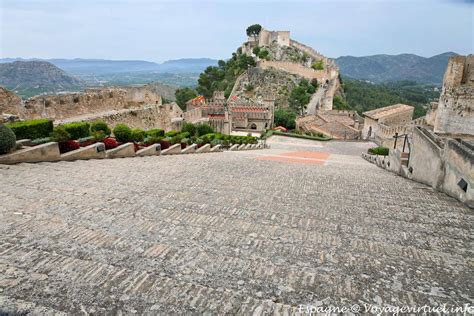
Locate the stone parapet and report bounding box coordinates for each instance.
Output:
[136,144,161,157]
[106,143,135,159]
[0,142,60,164]
[161,144,182,155]
[61,143,106,161]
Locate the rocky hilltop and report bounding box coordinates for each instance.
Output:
[0,61,85,97]
[193,27,343,116]
[232,28,342,113]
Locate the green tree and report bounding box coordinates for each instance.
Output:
[181,123,197,136]
[197,53,256,99]
[333,96,351,110]
[288,80,313,115]
[274,108,297,130]
[175,88,198,110]
[246,24,262,41]
[312,60,324,70]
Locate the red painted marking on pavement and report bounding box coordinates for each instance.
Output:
[256,151,330,165]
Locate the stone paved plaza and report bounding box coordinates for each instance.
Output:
[0,136,473,314]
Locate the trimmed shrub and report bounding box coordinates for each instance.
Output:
[368,146,389,156]
[31,137,51,146]
[103,137,119,150]
[210,139,222,147]
[165,130,179,137]
[131,129,146,143]
[113,124,132,143]
[92,130,107,142]
[50,126,71,142]
[7,119,53,140]
[146,128,165,138]
[0,124,16,154]
[179,131,190,138]
[58,140,80,153]
[272,130,330,141]
[181,123,197,136]
[144,136,163,145]
[196,124,214,137]
[61,122,90,140]
[90,121,111,136]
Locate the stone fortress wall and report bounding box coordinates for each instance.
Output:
[0,86,184,131]
[433,55,474,136]
[57,102,183,131]
[257,60,327,81]
[21,86,162,120]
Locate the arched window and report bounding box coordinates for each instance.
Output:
[250,123,257,130]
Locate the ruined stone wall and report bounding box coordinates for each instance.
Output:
[58,102,183,132]
[434,55,474,136]
[20,87,162,121]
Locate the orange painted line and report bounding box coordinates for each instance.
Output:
[255,151,330,165]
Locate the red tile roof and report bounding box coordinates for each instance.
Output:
[186,95,206,106]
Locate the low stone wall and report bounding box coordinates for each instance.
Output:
[365,126,473,208]
[442,139,474,207]
[57,103,183,131]
[0,141,266,164]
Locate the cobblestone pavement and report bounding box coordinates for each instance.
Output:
[0,136,472,314]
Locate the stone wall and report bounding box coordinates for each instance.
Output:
[258,60,327,80]
[442,139,474,207]
[58,102,183,131]
[409,127,446,187]
[19,87,162,121]
[434,55,474,136]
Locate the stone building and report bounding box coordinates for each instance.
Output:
[374,55,474,207]
[241,29,290,55]
[184,91,274,134]
[428,55,474,137]
[362,104,415,146]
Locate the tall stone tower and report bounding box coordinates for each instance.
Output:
[434,55,474,136]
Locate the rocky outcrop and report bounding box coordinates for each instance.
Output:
[0,87,22,116]
[229,67,302,108]
[239,29,342,111]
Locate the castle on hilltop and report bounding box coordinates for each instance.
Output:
[241,29,290,54]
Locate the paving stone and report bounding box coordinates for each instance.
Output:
[0,136,472,313]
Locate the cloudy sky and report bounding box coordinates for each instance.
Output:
[0,0,472,62]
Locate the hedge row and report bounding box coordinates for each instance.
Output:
[368,146,389,156]
[272,130,331,141]
[6,119,53,140]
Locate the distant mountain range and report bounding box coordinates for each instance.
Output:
[0,58,218,75]
[0,52,457,99]
[335,52,457,84]
[0,61,85,97]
